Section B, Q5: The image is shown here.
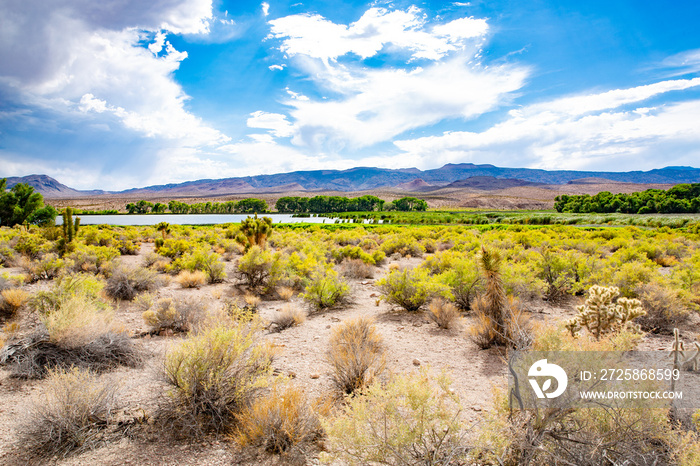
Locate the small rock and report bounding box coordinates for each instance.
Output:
[331,317,341,322]
[413,322,422,327]
[326,325,331,329]
[288,371,297,378]
[396,326,404,331]
[471,407,482,412]
[412,359,421,366]
[370,293,378,298]
[310,373,320,379]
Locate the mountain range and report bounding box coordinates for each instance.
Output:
[4,164,700,198]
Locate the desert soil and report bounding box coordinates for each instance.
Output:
[0,243,696,465]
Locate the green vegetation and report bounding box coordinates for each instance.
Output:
[0,179,56,227]
[555,183,700,214]
[127,198,270,214]
[276,195,427,213]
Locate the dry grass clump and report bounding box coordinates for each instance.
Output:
[1,283,140,378]
[142,297,206,334]
[104,266,159,301]
[322,369,468,465]
[270,304,306,333]
[277,286,295,301]
[20,367,119,459]
[427,298,460,330]
[338,258,374,279]
[244,293,261,310]
[160,321,275,437]
[175,270,207,288]
[1,288,30,317]
[327,317,385,395]
[636,282,691,333]
[235,383,323,457]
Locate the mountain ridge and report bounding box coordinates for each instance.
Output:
[4,164,700,198]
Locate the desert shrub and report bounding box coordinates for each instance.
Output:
[175,269,207,288]
[322,369,468,466]
[237,245,282,291]
[501,259,547,300]
[327,317,385,395]
[1,288,29,317]
[174,248,227,283]
[270,304,306,333]
[156,238,192,259]
[29,274,105,315]
[1,291,140,378]
[65,245,119,274]
[377,267,448,312]
[161,322,274,436]
[566,285,646,340]
[537,248,590,300]
[22,253,64,281]
[636,282,691,333]
[435,256,482,311]
[142,251,164,268]
[534,324,643,351]
[21,367,119,459]
[302,269,350,311]
[473,389,683,466]
[337,258,375,279]
[427,298,460,329]
[276,286,295,301]
[104,266,159,301]
[235,383,323,456]
[142,297,206,334]
[380,234,426,257]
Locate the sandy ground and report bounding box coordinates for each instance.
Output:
[0,243,697,465]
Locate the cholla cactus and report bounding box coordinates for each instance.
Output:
[566,285,646,340]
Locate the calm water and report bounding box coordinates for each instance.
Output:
[56,214,341,226]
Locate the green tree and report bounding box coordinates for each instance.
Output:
[0,179,46,226]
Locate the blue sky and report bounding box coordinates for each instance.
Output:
[1,0,700,190]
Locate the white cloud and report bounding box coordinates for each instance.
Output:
[263,6,522,151]
[268,7,488,63]
[247,111,295,138]
[394,78,700,171]
[268,64,286,71]
[262,2,270,17]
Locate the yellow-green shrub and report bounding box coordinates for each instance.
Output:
[377,267,449,311]
[237,245,283,291]
[321,369,467,465]
[162,322,274,435]
[302,268,350,310]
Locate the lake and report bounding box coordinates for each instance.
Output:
[55,214,342,226]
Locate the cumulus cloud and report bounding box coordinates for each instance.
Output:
[0,0,227,182]
[394,78,700,171]
[269,6,488,62]
[263,6,523,151]
[247,111,295,138]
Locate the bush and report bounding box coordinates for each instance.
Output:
[142,297,206,334]
[161,323,275,436]
[104,266,159,301]
[235,383,323,456]
[1,288,29,317]
[174,248,227,284]
[270,304,306,333]
[322,369,468,465]
[337,258,375,279]
[636,282,691,333]
[377,267,447,312]
[302,269,350,311]
[237,245,282,291]
[327,317,385,395]
[21,367,119,458]
[566,285,646,340]
[22,253,64,281]
[175,270,207,288]
[1,292,140,378]
[427,298,460,330]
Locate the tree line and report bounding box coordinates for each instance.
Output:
[0,179,57,226]
[275,195,428,213]
[554,184,700,214]
[126,198,269,214]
